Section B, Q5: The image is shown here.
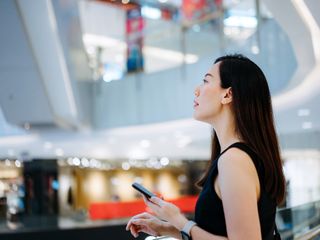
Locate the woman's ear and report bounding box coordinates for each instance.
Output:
[221,87,233,104]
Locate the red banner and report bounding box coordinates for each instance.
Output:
[89,195,198,220]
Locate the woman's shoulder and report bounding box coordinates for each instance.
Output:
[218,146,255,170]
[218,147,260,187]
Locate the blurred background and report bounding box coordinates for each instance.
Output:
[0,0,319,239]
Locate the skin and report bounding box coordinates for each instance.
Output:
[126,62,262,240]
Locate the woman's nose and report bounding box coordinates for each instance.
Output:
[194,87,200,97]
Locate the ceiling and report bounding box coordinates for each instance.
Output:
[0,0,319,161]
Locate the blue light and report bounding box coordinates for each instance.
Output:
[52,180,59,190]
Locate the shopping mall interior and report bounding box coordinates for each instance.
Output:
[0,0,319,239]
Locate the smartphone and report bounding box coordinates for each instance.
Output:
[132,182,156,199]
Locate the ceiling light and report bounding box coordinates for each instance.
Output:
[302,121,312,129]
[103,69,123,82]
[83,34,199,65]
[224,16,257,28]
[122,0,130,4]
[251,45,260,55]
[141,6,161,19]
[44,141,53,149]
[298,108,310,116]
[158,0,168,3]
[184,55,199,64]
[140,139,150,148]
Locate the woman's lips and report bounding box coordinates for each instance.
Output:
[194,100,199,108]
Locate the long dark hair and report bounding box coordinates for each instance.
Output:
[197,54,285,204]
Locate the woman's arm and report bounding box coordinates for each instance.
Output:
[148,147,262,240]
[217,148,262,240]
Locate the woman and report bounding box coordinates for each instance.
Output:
[126,54,286,240]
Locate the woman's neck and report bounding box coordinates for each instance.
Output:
[212,112,241,153]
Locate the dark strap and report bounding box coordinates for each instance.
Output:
[219,142,243,156]
[274,224,281,240]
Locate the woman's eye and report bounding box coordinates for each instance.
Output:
[203,79,208,84]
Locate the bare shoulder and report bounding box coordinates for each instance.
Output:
[217,147,260,197]
[218,147,257,174]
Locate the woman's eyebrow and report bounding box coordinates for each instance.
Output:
[204,73,213,78]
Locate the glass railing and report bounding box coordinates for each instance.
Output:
[277,200,320,240]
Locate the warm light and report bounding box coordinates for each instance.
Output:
[15,160,21,168]
[5,159,11,166]
[67,157,73,165]
[133,177,143,184]
[122,162,131,170]
[111,177,120,186]
[81,158,90,167]
[178,174,187,183]
[73,157,80,166]
[160,157,169,166]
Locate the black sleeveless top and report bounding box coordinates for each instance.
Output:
[194,142,277,239]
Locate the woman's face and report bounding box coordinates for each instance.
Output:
[193,62,226,124]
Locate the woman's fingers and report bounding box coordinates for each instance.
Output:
[132,218,148,226]
[130,225,139,238]
[126,212,152,230]
[150,196,164,206]
[126,218,135,230]
[142,195,150,204]
[132,219,158,236]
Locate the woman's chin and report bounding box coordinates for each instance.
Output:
[193,112,203,122]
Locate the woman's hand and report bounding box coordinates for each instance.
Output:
[144,196,188,230]
[126,212,172,238]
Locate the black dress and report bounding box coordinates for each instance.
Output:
[194,142,277,240]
